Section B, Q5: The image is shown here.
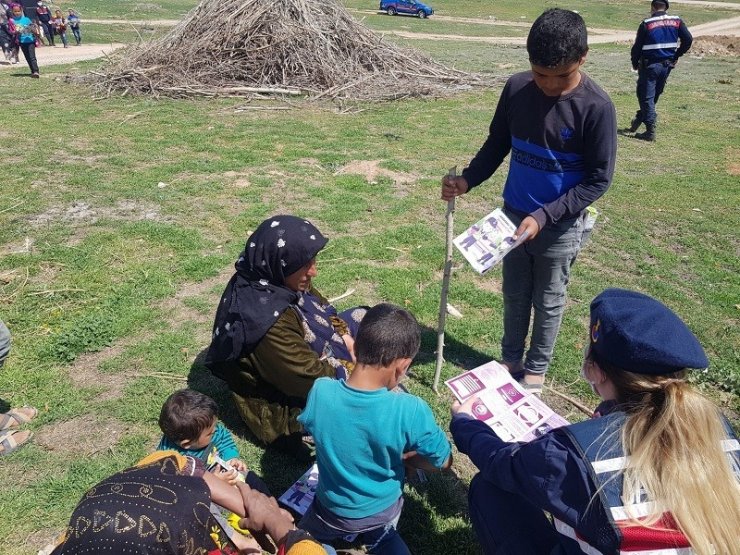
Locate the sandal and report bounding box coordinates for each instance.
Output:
[0,406,38,431]
[0,429,34,456]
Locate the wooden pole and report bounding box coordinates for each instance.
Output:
[433,166,457,393]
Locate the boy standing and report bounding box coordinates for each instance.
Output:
[298,304,452,553]
[441,9,616,393]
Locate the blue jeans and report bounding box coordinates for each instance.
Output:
[299,500,410,555]
[636,61,673,126]
[501,210,583,376]
[468,474,559,554]
[0,320,10,367]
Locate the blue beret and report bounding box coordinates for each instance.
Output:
[589,289,708,375]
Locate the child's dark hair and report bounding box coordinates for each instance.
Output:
[354,303,421,367]
[527,9,588,68]
[159,389,218,443]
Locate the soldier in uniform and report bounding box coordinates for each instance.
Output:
[627,0,692,141]
[451,289,740,554]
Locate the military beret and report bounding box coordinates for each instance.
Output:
[589,289,707,375]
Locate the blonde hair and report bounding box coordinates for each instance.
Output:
[598,362,740,555]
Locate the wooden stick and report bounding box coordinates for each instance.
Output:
[542,385,594,416]
[433,166,457,393]
[328,288,356,304]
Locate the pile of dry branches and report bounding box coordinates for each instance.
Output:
[87,0,481,101]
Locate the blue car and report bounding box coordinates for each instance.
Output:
[380,0,434,18]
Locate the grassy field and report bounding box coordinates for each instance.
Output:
[1,0,738,553]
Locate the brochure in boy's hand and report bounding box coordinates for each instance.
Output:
[446,361,569,442]
[453,208,527,274]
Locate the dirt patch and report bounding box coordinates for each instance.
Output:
[29,200,165,227]
[156,267,233,345]
[0,236,34,255]
[70,344,132,401]
[691,35,739,56]
[335,160,417,186]
[727,148,740,175]
[34,415,135,456]
[0,43,126,70]
[24,529,61,555]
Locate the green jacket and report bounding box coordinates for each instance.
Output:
[213,287,348,446]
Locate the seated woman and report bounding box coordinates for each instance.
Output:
[451,289,739,555]
[206,215,365,460]
[50,450,331,554]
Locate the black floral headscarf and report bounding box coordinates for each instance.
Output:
[205,215,328,366]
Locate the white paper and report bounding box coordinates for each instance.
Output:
[453,208,521,274]
[446,360,569,442]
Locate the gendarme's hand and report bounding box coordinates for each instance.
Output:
[451,396,479,417]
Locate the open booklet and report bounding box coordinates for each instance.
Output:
[279,464,358,542]
[446,360,569,442]
[279,463,319,515]
[453,208,527,274]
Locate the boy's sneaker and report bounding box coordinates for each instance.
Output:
[519,373,545,396]
[31,73,39,78]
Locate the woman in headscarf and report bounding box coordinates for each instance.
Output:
[206,215,365,461]
[451,289,740,554]
[51,451,331,555]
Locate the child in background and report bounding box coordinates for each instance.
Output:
[67,9,80,45]
[157,388,247,483]
[298,304,452,553]
[50,9,66,48]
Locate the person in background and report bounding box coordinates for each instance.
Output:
[626,0,693,141]
[0,320,38,456]
[67,8,80,45]
[9,3,38,77]
[0,9,17,63]
[440,9,616,394]
[34,0,52,45]
[451,289,740,554]
[50,9,66,48]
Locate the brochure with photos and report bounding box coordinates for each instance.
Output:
[446,360,569,442]
[453,208,525,274]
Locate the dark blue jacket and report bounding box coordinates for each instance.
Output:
[451,408,740,554]
[631,11,692,68]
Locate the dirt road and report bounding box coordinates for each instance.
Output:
[0,43,125,70]
[1,10,736,71]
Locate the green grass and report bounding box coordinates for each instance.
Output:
[1,2,739,554]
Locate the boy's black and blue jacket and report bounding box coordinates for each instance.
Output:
[630,11,692,68]
[461,72,616,230]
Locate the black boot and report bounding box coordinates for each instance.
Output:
[635,123,656,142]
[627,113,642,133]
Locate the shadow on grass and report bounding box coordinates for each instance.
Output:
[415,325,493,386]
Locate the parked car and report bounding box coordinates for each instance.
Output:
[380,0,434,18]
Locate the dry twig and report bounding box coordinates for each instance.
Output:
[81,0,496,101]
